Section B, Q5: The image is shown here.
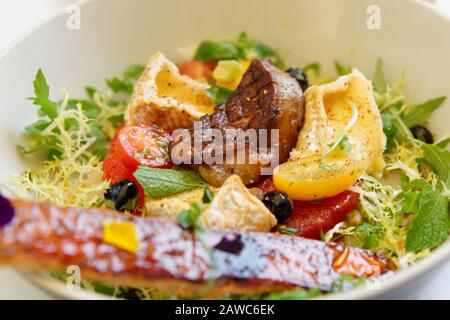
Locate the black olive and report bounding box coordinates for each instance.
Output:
[104,180,139,212]
[286,68,309,92]
[262,191,293,223]
[410,125,434,144]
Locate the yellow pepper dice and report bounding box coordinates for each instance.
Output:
[273,157,361,201]
[213,60,250,90]
[102,220,140,253]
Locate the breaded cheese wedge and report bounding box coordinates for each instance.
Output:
[125,52,215,131]
[144,187,205,220]
[290,69,386,173]
[200,175,277,232]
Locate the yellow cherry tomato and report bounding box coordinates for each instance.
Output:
[273,157,361,201]
[213,60,250,90]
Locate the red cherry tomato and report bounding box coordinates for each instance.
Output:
[103,148,134,183]
[103,125,172,211]
[179,60,217,80]
[253,176,276,194]
[285,190,359,240]
[116,125,172,169]
[103,143,145,210]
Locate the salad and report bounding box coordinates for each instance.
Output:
[0,33,449,300]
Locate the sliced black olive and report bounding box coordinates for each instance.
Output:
[262,191,293,223]
[105,180,139,212]
[410,125,434,144]
[286,68,309,92]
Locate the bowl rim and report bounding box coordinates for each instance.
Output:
[2,0,450,300]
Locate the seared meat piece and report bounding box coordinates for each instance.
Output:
[170,60,305,187]
[0,197,394,297]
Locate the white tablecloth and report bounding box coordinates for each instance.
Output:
[0,0,449,300]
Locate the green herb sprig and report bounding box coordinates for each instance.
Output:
[318,99,359,171]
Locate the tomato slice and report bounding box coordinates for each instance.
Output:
[179,60,217,81]
[116,125,172,169]
[285,190,359,240]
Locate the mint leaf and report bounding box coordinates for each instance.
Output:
[29,69,58,119]
[134,167,205,199]
[405,180,449,252]
[206,85,234,105]
[402,96,446,127]
[335,61,352,76]
[373,58,387,95]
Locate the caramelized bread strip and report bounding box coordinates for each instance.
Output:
[0,197,393,297]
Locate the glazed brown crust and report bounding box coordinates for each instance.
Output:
[170,60,305,187]
[0,198,393,297]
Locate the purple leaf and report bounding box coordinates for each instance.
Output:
[0,195,14,228]
[214,233,244,255]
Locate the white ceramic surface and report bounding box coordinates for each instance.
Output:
[0,0,449,299]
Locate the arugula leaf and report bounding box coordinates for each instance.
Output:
[29,69,58,119]
[177,202,204,230]
[335,61,352,76]
[202,184,213,204]
[263,288,321,300]
[124,64,145,80]
[194,33,284,68]
[381,112,395,141]
[373,58,387,95]
[24,119,51,134]
[106,64,145,94]
[402,96,446,127]
[405,179,449,252]
[381,101,413,143]
[206,85,234,105]
[421,143,450,183]
[134,167,205,199]
[353,223,381,249]
[277,225,299,236]
[330,274,366,293]
[106,77,134,94]
[338,136,352,153]
[195,41,240,61]
[67,99,101,119]
[236,32,284,68]
[85,86,98,100]
[435,136,450,149]
[304,62,320,73]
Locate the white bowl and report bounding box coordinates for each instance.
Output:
[0,0,449,299]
